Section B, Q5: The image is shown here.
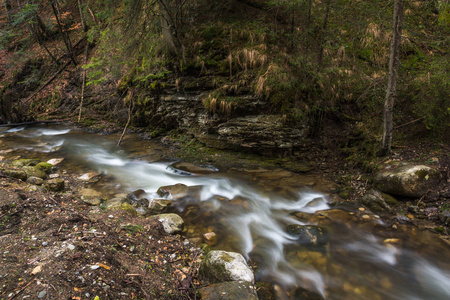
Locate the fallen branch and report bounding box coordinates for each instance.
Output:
[8,279,36,300]
[117,91,135,147]
[394,117,425,130]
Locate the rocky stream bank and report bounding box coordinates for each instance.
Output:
[0,125,449,300]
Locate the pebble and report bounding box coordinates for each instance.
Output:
[68,244,75,250]
[108,215,114,219]
[362,215,371,220]
[42,242,48,247]
[38,290,47,298]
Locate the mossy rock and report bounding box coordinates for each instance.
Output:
[26,176,44,185]
[35,162,53,174]
[45,178,65,192]
[11,159,40,168]
[374,165,441,198]
[105,197,126,209]
[255,281,276,300]
[120,202,137,216]
[2,169,28,181]
[22,166,46,179]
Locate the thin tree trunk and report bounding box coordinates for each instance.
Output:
[77,0,87,32]
[4,0,12,23]
[380,0,404,156]
[317,0,332,70]
[50,0,77,65]
[78,41,89,122]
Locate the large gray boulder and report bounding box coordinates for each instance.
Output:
[374,165,441,198]
[200,250,254,283]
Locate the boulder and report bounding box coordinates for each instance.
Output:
[155,213,184,234]
[105,197,126,209]
[198,281,258,300]
[157,183,189,199]
[22,166,46,179]
[26,176,44,185]
[45,179,65,192]
[2,169,27,181]
[374,165,441,198]
[149,199,173,213]
[35,162,53,174]
[200,250,254,283]
[11,159,40,168]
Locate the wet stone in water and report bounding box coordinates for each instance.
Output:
[287,225,329,246]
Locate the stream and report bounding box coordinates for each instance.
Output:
[1,124,449,300]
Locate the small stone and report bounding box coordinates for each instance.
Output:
[38,290,47,298]
[45,178,65,192]
[358,207,365,211]
[47,158,64,165]
[48,173,60,178]
[384,238,400,244]
[203,232,218,246]
[362,215,371,220]
[67,244,75,250]
[78,172,102,183]
[42,242,48,247]
[26,176,44,185]
[108,215,114,219]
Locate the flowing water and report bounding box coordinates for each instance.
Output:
[1,124,449,300]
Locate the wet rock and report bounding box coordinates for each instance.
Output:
[200,250,254,283]
[374,164,441,198]
[11,158,40,167]
[169,162,218,175]
[203,232,218,246]
[2,169,27,181]
[35,162,53,173]
[22,166,46,179]
[216,115,310,155]
[255,281,276,300]
[26,176,44,185]
[155,213,184,234]
[45,178,65,192]
[149,199,173,213]
[126,189,146,202]
[198,281,258,300]
[105,197,126,209]
[47,158,64,165]
[157,183,189,199]
[310,209,359,226]
[78,172,102,183]
[287,225,329,246]
[361,189,398,212]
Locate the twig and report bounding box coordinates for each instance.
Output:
[117,91,135,147]
[394,117,425,130]
[8,279,35,300]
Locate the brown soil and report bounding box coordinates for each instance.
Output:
[0,175,201,300]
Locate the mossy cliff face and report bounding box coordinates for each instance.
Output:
[374,165,441,198]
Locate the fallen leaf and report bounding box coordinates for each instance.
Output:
[31,265,42,275]
[74,287,82,292]
[98,263,111,270]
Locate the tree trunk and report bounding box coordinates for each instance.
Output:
[380,0,404,156]
[158,0,182,59]
[317,0,332,70]
[50,0,77,65]
[4,0,12,23]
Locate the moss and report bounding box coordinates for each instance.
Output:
[120,202,137,216]
[415,169,428,180]
[35,162,53,173]
[382,193,399,206]
[11,159,40,168]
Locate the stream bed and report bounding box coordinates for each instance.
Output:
[1,124,449,300]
